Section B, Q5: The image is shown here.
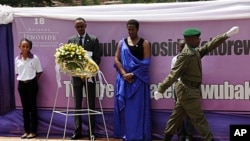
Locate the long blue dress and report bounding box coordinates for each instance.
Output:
[114,39,152,141]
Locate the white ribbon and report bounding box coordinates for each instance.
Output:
[55,61,109,100]
[97,70,111,100]
[55,64,62,88]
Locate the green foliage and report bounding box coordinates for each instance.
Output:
[81,0,88,5]
[122,0,130,4]
[57,0,74,5]
[58,0,72,3]
[0,0,22,7]
[1,0,53,7]
[93,0,100,5]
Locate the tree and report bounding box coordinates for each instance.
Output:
[93,0,100,5]
[0,0,21,7]
[58,0,74,5]
[81,0,88,5]
[0,0,53,7]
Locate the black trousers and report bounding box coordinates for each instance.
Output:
[72,77,96,136]
[18,78,38,134]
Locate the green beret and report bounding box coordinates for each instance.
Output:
[183,28,201,37]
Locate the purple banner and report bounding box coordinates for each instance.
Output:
[13,17,250,111]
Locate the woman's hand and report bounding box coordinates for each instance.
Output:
[123,73,134,83]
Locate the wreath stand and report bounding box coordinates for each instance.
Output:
[46,66,109,141]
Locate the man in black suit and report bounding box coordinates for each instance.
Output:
[68,17,101,140]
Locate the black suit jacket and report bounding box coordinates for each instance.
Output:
[67,33,101,86]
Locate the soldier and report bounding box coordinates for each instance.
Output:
[154,26,239,141]
[171,39,195,141]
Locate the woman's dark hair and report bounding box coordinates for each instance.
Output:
[127,19,139,30]
[20,38,33,50]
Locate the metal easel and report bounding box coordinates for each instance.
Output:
[46,66,109,141]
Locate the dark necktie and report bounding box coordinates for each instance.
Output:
[79,36,83,46]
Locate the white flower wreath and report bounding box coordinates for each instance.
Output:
[54,43,99,77]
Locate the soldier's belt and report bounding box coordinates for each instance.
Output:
[181,79,201,88]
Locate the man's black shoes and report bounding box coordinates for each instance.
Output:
[70,133,95,140]
[71,134,82,140]
[163,134,173,141]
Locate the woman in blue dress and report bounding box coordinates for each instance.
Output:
[114,19,152,141]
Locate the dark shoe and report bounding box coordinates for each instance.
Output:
[178,135,185,141]
[185,135,193,141]
[163,134,173,141]
[71,134,82,140]
[21,133,29,139]
[26,133,37,139]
